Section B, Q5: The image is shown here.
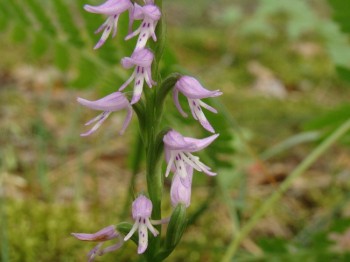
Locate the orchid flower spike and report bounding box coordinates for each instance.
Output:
[174,76,223,133]
[72,225,123,262]
[124,195,166,254]
[170,168,193,208]
[119,48,155,104]
[84,0,133,49]
[163,129,219,186]
[126,2,161,50]
[77,92,133,136]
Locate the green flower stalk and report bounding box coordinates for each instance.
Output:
[73,0,222,261]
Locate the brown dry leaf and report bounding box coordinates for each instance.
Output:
[254,215,292,238]
[13,65,64,92]
[1,171,28,200]
[246,161,292,189]
[248,61,287,99]
[329,228,350,253]
[291,42,322,58]
[292,170,332,193]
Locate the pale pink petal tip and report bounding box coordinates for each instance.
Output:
[94,39,105,49]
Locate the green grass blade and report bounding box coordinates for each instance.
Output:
[52,0,84,46]
[25,0,56,35]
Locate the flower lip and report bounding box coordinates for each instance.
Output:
[176,76,223,99]
[84,0,132,16]
[121,48,154,68]
[132,195,153,219]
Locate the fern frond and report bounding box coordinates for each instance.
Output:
[7,0,32,25]
[0,0,130,90]
[51,0,84,46]
[327,0,350,81]
[24,0,56,34]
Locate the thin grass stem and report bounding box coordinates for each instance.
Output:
[222,118,350,262]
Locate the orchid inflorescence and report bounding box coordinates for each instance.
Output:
[73,0,222,260]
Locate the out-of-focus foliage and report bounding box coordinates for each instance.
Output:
[2,0,350,261]
[328,0,350,82]
[0,0,236,173]
[237,0,350,82]
[284,0,350,144]
[327,0,350,35]
[0,0,130,90]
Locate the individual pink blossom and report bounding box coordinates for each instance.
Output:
[174,76,223,133]
[124,195,164,254]
[77,92,133,136]
[119,48,155,104]
[72,225,123,262]
[84,0,133,49]
[163,129,219,186]
[126,2,161,50]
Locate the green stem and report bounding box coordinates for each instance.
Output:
[0,196,9,262]
[222,118,350,262]
[121,133,144,219]
[144,0,164,260]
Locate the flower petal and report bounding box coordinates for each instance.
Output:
[119,70,136,91]
[77,92,129,112]
[130,74,144,104]
[142,5,161,21]
[163,130,197,151]
[176,76,222,99]
[84,0,132,16]
[145,218,159,237]
[183,133,219,152]
[199,100,218,113]
[132,195,153,219]
[99,236,124,255]
[173,89,188,117]
[119,106,133,135]
[124,221,139,241]
[93,17,114,49]
[121,48,154,68]
[80,112,111,137]
[71,225,118,241]
[189,102,215,133]
[165,150,175,177]
[87,243,103,262]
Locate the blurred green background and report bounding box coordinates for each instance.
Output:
[1,0,350,261]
